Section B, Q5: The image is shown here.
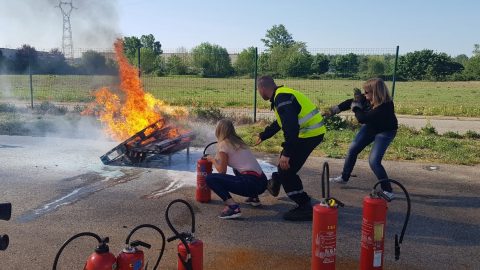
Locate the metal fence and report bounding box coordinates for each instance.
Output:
[0,46,400,120]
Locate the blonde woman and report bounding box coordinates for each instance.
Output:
[206,119,267,219]
[327,78,398,199]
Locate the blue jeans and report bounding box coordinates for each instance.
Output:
[206,170,267,202]
[341,125,396,192]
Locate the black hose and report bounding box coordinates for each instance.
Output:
[373,179,411,260]
[203,142,217,157]
[52,232,102,270]
[165,199,196,270]
[125,224,166,270]
[321,162,330,199]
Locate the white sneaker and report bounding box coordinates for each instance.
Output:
[329,176,348,184]
[382,191,395,201]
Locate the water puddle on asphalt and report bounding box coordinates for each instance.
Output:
[16,149,276,222]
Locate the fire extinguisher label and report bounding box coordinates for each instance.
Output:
[314,231,336,263]
[374,223,384,241]
[373,250,382,267]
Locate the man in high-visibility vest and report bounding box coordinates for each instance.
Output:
[255,75,326,221]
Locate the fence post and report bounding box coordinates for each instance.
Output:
[137,46,141,77]
[253,47,258,123]
[391,45,399,99]
[29,52,33,109]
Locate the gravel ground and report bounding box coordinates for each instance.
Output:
[0,135,479,269]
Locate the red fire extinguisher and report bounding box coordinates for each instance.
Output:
[360,179,411,270]
[196,142,217,203]
[117,224,166,270]
[52,224,166,270]
[166,199,203,270]
[311,162,344,270]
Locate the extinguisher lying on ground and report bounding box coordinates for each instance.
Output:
[52,224,166,270]
[166,199,203,270]
[360,179,411,270]
[196,142,217,203]
[311,162,344,270]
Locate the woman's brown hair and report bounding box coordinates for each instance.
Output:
[363,78,392,108]
[215,119,247,150]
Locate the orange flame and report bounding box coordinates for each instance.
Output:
[88,39,187,141]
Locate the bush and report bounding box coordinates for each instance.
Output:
[465,130,480,139]
[0,103,17,113]
[324,115,349,131]
[443,131,463,139]
[33,101,68,115]
[420,123,437,135]
[192,107,224,123]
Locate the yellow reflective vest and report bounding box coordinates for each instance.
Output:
[274,86,326,138]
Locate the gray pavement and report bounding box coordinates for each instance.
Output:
[0,135,479,269]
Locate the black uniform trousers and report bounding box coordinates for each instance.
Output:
[278,134,324,206]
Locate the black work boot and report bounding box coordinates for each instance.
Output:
[283,203,313,221]
[267,172,281,197]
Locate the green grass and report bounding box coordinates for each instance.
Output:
[237,123,480,165]
[1,75,480,117]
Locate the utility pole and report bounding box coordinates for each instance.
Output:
[57,1,76,60]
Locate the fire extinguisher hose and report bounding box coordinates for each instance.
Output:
[165,199,196,270]
[125,224,166,270]
[373,179,411,261]
[51,231,102,270]
[203,142,217,157]
[321,162,344,207]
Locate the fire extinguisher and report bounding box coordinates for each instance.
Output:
[166,199,203,270]
[359,179,411,270]
[52,232,116,270]
[117,224,166,270]
[311,162,344,270]
[196,142,217,203]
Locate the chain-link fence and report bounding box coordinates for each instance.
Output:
[5,46,476,119]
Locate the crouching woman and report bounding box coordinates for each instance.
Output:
[206,119,267,219]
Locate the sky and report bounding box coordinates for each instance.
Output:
[0,0,478,56]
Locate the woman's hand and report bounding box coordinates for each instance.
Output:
[205,154,215,163]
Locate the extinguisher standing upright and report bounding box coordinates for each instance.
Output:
[360,179,411,270]
[117,224,166,270]
[166,199,203,270]
[311,162,344,270]
[196,142,217,203]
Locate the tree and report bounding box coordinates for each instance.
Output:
[454,54,469,66]
[311,53,330,75]
[123,34,163,74]
[473,44,480,57]
[191,42,233,77]
[331,53,359,77]
[398,50,463,80]
[261,24,295,49]
[80,50,109,74]
[123,36,141,62]
[166,54,188,75]
[464,55,480,80]
[233,47,256,76]
[140,34,162,55]
[40,48,71,74]
[13,44,38,73]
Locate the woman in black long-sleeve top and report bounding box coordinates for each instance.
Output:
[327,78,398,199]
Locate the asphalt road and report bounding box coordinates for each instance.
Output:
[0,135,479,269]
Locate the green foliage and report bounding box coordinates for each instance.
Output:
[398,50,464,81]
[463,55,480,80]
[234,47,256,76]
[166,54,189,75]
[331,53,359,77]
[420,122,438,135]
[192,107,224,123]
[324,115,349,131]
[262,43,312,77]
[465,130,480,139]
[14,44,38,73]
[191,42,233,77]
[0,103,16,113]
[311,54,330,75]
[33,101,68,115]
[123,34,163,74]
[261,24,295,49]
[443,131,463,139]
[80,50,114,75]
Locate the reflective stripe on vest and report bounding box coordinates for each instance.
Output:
[274,87,326,138]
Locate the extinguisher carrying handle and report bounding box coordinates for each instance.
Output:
[124,224,166,270]
[373,179,411,261]
[203,141,217,157]
[51,232,103,270]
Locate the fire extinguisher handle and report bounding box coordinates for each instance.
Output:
[130,240,151,249]
[395,234,400,260]
[203,141,217,156]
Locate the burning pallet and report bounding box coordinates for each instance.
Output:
[100,119,195,165]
